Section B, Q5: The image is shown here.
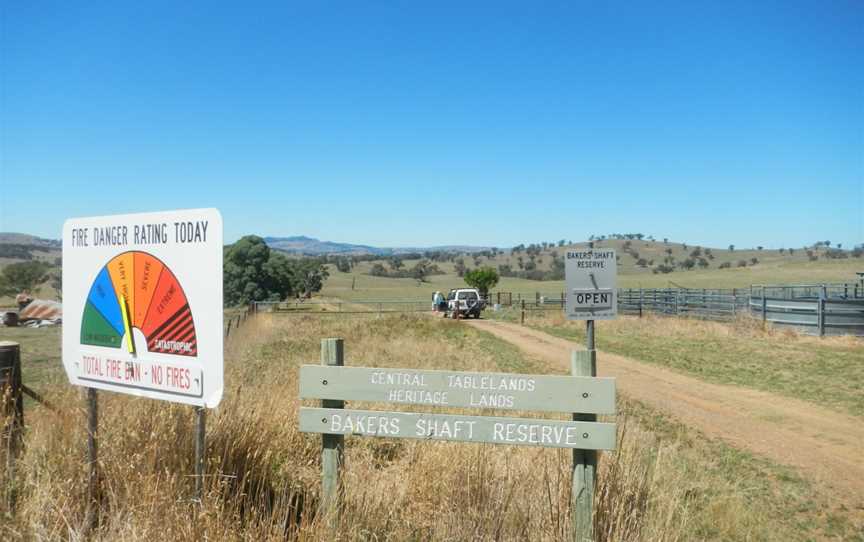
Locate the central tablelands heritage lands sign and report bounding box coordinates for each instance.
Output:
[299,365,616,450]
[565,249,617,320]
[300,365,616,414]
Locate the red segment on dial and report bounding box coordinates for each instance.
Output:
[141,268,188,338]
[146,303,197,356]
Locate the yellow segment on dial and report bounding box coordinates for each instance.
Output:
[107,252,135,325]
[119,295,135,354]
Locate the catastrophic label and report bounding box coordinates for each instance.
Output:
[565,249,617,320]
[300,365,616,414]
[62,209,223,407]
[300,408,616,450]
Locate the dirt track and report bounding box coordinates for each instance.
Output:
[467,318,864,517]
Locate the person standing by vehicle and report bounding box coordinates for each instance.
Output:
[432,291,444,312]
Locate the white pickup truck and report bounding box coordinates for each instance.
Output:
[446,288,485,319]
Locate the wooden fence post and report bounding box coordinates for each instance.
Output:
[321,338,344,530]
[1,341,23,511]
[761,292,767,328]
[571,345,597,541]
[818,286,827,337]
[520,299,525,325]
[732,288,737,316]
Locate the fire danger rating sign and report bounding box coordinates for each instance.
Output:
[565,249,617,320]
[62,209,224,407]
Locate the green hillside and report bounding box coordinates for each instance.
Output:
[323,239,863,301]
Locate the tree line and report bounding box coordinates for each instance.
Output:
[223,236,330,306]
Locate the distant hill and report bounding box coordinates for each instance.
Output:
[0,232,61,248]
[0,232,62,265]
[264,236,492,256]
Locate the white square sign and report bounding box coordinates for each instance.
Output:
[62,209,224,407]
[565,249,617,320]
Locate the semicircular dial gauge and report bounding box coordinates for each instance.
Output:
[80,251,197,357]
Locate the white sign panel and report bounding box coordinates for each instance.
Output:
[565,249,617,320]
[62,209,223,407]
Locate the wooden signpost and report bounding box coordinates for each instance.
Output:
[300,338,617,540]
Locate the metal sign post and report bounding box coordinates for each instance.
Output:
[563,249,617,542]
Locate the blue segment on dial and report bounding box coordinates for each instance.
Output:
[86,266,124,336]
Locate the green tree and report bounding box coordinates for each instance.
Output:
[50,269,62,300]
[411,259,432,282]
[294,259,330,295]
[0,261,50,296]
[463,266,499,296]
[222,235,329,305]
[223,236,275,305]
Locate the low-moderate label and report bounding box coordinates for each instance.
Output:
[299,365,616,414]
[300,408,616,450]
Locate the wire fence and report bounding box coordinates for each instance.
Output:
[252,299,431,315]
[248,281,864,336]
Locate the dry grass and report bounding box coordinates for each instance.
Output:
[507,310,864,417]
[0,314,852,540]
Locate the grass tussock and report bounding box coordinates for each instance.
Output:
[0,313,854,540]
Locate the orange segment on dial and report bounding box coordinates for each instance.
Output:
[107,252,135,321]
[133,252,165,328]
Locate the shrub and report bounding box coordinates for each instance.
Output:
[464,267,500,296]
[0,260,50,296]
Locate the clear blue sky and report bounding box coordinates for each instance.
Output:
[1,1,862,249]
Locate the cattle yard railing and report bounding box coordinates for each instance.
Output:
[249,282,864,336]
[749,284,864,337]
[493,283,864,336]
